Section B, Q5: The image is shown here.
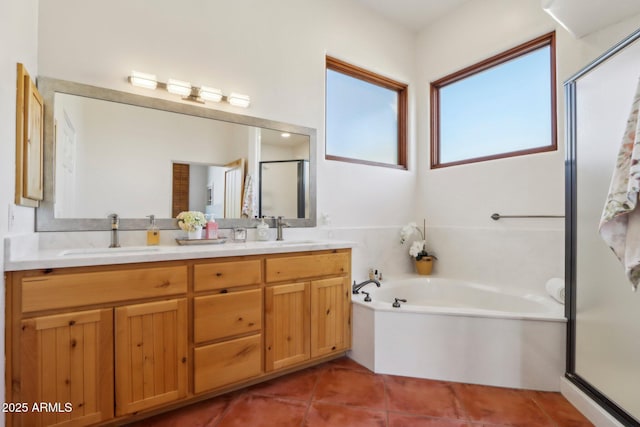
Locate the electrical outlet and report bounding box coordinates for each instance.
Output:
[8,204,15,231]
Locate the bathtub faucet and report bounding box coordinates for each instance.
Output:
[352,279,381,294]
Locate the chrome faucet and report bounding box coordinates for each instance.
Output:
[276,216,290,241]
[108,213,120,248]
[352,279,381,294]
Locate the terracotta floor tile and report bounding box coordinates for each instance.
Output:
[453,383,553,427]
[385,375,466,420]
[130,394,233,427]
[388,412,471,427]
[215,394,307,427]
[249,366,321,401]
[313,368,386,410]
[304,402,386,427]
[530,391,594,427]
[126,359,597,427]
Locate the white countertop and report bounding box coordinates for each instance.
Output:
[4,238,355,271]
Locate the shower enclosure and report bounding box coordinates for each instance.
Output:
[565,28,640,426]
[258,160,309,219]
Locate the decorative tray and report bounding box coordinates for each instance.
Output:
[175,238,227,246]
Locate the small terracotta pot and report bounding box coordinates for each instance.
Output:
[415,257,434,275]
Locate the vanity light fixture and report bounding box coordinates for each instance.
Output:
[198,86,223,103]
[128,70,250,108]
[129,70,158,90]
[228,92,251,108]
[166,78,192,97]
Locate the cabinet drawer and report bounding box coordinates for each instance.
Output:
[193,334,262,393]
[194,260,262,291]
[194,289,262,343]
[22,266,187,313]
[266,252,349,283]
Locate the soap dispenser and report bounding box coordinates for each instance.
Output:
[256,217,270,241]
[146,214,160,246]
[205,214,218,239]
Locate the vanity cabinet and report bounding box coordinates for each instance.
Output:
[265,251,351,372]
[114,298,188,416]
[265,282,311,371]
[310,276,350,358]
[192,258,263,394]
[7,264,187,427]
[19,309,113,427]
[5,248,350,427]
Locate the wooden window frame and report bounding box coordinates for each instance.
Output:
[325,56,408,170]
[430,32,557,169]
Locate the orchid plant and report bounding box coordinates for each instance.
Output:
[176,211,206,232]
[400,219,435,261]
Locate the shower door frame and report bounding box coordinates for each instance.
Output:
[565,27,640,427]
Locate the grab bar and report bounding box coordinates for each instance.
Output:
[491,213,565,221]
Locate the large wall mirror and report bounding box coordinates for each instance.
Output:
[37,77,316,231]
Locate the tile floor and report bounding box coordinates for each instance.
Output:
[129,357,593,427]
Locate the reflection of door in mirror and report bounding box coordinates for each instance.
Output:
[171,163,189,218]
[259,160,309,219]
[224,159,245,218]
[172,162,235,219]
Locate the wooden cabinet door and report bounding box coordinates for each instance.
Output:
[311,277,350,357]
[265,282,310,371]
[115,299,188,416]
[19,309,113,427]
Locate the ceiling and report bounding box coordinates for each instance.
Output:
[354,0,640,36]
[353,0,471,32]
[542,0,640,37]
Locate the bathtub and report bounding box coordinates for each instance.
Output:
[349,276,566,391]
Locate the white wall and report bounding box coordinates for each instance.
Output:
[415,0,640,291]
[34,0,640,285]
[37,0,418,231]
[1,0,40,418]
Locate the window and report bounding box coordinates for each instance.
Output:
[325,56,407,169]
[430,32,556,168]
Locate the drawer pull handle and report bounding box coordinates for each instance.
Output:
[220,289,228,294]
[182,357,187,364]
[331,346,336,351]
[238,317,243,321]
[68,320,76,326]
[156,280,171,288]
[215,272,223,277]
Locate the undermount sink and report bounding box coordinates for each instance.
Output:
[59,246,163,256]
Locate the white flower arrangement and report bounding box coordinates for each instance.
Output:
[176,211,206,232]
[400,219,435,261]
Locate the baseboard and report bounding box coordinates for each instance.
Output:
[560,377,626,427]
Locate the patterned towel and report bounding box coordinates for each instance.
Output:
[241,174,255,218]
[599,78,640,291]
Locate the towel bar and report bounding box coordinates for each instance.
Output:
[491,213,565,221]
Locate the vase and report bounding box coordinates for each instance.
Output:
[187,226,203,240]
[415,257,433,275]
